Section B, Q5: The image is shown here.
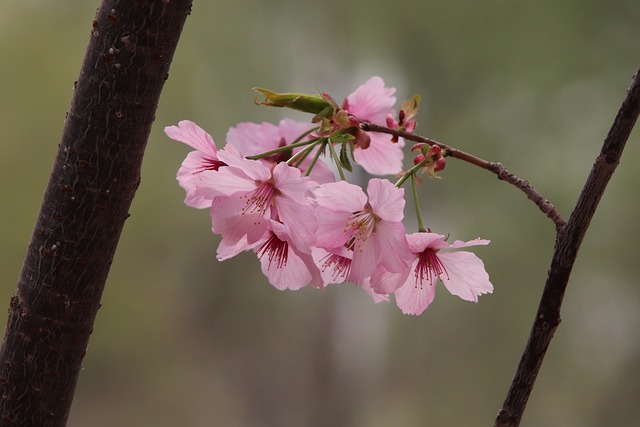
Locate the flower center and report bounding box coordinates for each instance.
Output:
[195,156,226,173]
[414,248,448,288]
[318,252,351,282]
[241,182,276,216]
[344,203,379,252]
[256,233,288,269]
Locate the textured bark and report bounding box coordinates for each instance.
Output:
[0,1,191,426]
[495,68,640,427]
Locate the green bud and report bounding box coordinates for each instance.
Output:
[253,88,332,115]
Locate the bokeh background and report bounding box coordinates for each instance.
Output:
[1,1,639,426]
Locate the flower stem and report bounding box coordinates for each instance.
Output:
[395,157,429,188]
[286,139,317,168]
[303,139,328,177]
[411,173,427,232]
[246,136,320,161]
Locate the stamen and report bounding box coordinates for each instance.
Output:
[256,233,288,269]
[344,208,377,252]
[194,157,225,173]
[414,248,449,289]
[240,182,275,216]
[319,252,351,281]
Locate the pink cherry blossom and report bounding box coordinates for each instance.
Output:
[256,220,323,290]
[199,144,318,252]
[376,232,493,316]
[313,178,410,283]
[311,246,354,285]
[342,77,405,175]
[311,246,389,303]
[164,120,225,209]
[227,119,334,184]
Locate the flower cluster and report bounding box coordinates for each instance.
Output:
[165,77,493,315]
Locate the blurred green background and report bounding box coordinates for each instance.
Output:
[1,1,639,426]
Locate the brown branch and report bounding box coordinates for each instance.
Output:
[360,122,565,230]
[495,67,640,427]
[0,2,192,426]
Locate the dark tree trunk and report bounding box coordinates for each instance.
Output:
[0,1,192,426]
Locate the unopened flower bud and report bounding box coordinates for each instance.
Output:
[253,88,332,114]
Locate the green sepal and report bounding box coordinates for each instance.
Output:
[339,140,353,172]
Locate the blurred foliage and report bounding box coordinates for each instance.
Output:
[1,0,639,426]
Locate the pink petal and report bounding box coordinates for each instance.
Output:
[313,181,367,212]
[367,178,406,222]
[353,132,404,175]
[164,120,217,155]
[372,221,411,273]
[394,272,437,315]
[210,197,269,245]
[258,222,322,290]
[260,244,312,291]
[216,235,259,261]
[216,144,271,183]
[438,251,493,302]
[276,199,317,252]
[406,232,447,252]
[226,121,280,156]
[350,234,380,282]
[272,163,313,205]
[278,118,313,145]
[361,278,390,303]
[300,157,335,184]
[370,266,409,294]
[447,238,491,249]
[177,151,214,209]
[311,246,352,285]
[315,207,355,248]
[195,164,250,200]
[346,76,396,124]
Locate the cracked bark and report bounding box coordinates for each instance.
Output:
[0,1,192,426]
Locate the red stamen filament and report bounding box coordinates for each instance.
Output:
[257,234,288,269]
[414,249,449,289]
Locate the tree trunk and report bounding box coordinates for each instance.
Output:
[0,1,192,425]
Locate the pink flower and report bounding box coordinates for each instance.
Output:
[343,77,405,175]
[311,246,355,285]
[199,144,318,253]
[255,220,323,290]
[164,120,225,209]
[313,178,410,282]
[227,119,334,184]
[373,232,493,315]
[311,246,389,303]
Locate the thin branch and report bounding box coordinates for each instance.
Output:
[495,67,640,427]
[360,122,565,230]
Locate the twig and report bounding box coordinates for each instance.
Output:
[359,122,566,230]
[495,67,640,427]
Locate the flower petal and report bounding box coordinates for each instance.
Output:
[438,251,493,302]
[367,178,406,222]
[353,132,404,175]
[394,272,437,315]
[346,76,396,124]
[314,181,367,212]
[165,120,217,155]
